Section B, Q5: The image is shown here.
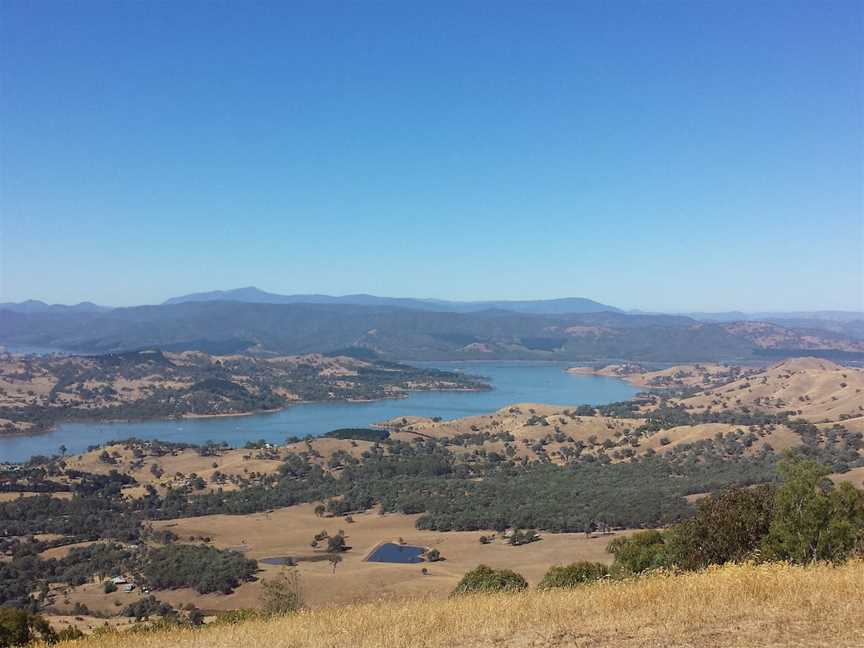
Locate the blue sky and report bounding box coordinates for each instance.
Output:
[1,1,862,311]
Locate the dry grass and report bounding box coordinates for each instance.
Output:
[141,505,628,612]
[52,561,864,648]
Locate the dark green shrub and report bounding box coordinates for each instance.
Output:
[607,530,668,575]
[538,561,609,589]
[665,486,774,570]
[451,565,528,595]
[0,608,56,647]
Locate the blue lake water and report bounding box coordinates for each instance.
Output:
[0,361,638,463]
[366,543,426,564]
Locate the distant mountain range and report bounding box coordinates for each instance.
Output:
[1,288,861,361]
[3,289,860,324]
[0,300,111,314]
[669,311,864,340]
[1,299,863,362]
[162,286,621,315]
[678,310,864,323]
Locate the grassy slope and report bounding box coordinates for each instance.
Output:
[53,561,864,648]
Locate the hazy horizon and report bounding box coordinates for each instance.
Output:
[2,284,862,315]
[2,1,862,312]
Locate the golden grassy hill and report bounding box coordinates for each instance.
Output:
[674,358,864,422]
[50,561,864,648]
[568,362,758,389]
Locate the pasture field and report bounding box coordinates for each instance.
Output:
[142,504,634,611]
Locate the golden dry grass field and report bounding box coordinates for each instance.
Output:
[48,560,864,648]
[136,505,631,612]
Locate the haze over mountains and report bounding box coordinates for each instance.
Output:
[0,300,111,314]
[1,288,863,362]
[161,286,622,315]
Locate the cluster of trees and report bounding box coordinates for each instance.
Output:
[2,424,796,553]
[0,608,82,646]
[0,539,257,610]
[323,428,389,442]
[609,455,864,574]
[122,596,176,621]
[142,544,257,594]
[449,457,863,600]
[0,542,135,609]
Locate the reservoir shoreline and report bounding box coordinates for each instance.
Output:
[0,362,638,463]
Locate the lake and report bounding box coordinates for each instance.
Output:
[0,361,638,463]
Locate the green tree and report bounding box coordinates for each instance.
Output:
[0,608,56,647]
[327,532,347,553]
[762,456,864,563]
[665,486,774,570]
[607,530,668,575]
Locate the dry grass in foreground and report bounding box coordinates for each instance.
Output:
[53,561,864,648]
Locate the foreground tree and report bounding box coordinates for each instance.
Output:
[762,456,864,563]
[607,530,668,575]
[0,608,56,647]
[665,485,774,570]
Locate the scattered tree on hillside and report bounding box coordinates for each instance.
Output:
[327,532,347,553]
[262,568,303,615]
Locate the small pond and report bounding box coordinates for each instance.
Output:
[260,556,296,566]
[366,542,426,564]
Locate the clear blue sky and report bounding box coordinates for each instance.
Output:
[1,1,862,311]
